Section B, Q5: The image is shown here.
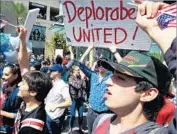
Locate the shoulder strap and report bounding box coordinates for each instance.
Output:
[92,114,113,134]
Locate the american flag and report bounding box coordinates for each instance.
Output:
[157,3,177,29]
[0,19,8,29]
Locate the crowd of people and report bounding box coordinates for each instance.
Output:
[0,0,177,134]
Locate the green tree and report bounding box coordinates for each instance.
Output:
[1,1,27,25]
[49,33,68,55]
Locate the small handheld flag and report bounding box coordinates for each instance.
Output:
[0,19,18,29]
[157,3,176,29]
[0,19,8,29]
[127,2,176,30]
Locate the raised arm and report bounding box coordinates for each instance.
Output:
[75,61,93,78]
[109,46,122,63]
[135,1,176,54]
[69,45,74,60]
[64,46,75,71]
[17,26,29,75]
[135,2,177,132]
[79,44,94,63]
[72,44,95,77]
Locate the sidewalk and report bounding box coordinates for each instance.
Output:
[61,104,88,134]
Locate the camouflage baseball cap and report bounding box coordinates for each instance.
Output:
[99,51,172,95]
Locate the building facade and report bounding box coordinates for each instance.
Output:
[1,0,62,57]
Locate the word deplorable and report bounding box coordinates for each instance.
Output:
[63,0,136,28]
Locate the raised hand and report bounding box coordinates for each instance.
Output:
[17,26,27,43]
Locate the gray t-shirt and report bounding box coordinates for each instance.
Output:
[92,114,169,134]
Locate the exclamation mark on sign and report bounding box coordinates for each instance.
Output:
[133,26,139,40]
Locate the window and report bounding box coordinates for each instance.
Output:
[32,48,44,56]
[50,7,59,22]
[29,2,47,20]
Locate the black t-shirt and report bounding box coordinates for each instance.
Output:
[2,88,22,126]
[15,102,48,134]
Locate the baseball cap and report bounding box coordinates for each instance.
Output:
[29,61,41,70]
[50,64,63,72]
[97,58,108,67]
[29,61,41,67]
[99,51,172,95]
[40,67,49,73]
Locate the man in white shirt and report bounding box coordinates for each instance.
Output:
[45,64,72,134]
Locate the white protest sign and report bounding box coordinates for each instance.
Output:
[61,0,151,50]
[55,49,63,57]
[24,8,40,43]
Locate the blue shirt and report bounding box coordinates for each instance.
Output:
[62,60,74,83]
[78,62,112,112]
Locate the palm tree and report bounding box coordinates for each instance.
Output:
[1,1,27,25]
[47,33,68,57]
[53,33,67,50]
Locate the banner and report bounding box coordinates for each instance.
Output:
[61,0,151,50]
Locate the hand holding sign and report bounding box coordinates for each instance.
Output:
[24,8,40,43]
[134,0,169,18]
[17,26,27,43]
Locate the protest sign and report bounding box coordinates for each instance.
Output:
[55,49,63,57]
[61,0,151,51]
[24,8,40,43]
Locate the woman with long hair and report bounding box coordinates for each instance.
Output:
[68,66,86,133]
[0,63,23,134]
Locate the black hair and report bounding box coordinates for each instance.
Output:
[41,60,48,66]
[33,64,41,71]
[23,71,53,102]
[134,78,165,121]
[55,55,63,65]
[163,0,176,4]
[4,63,22,86]
[65,51,71,56]
[135,58,172,121]
[151,56,172,96]
[46,58,51,65]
